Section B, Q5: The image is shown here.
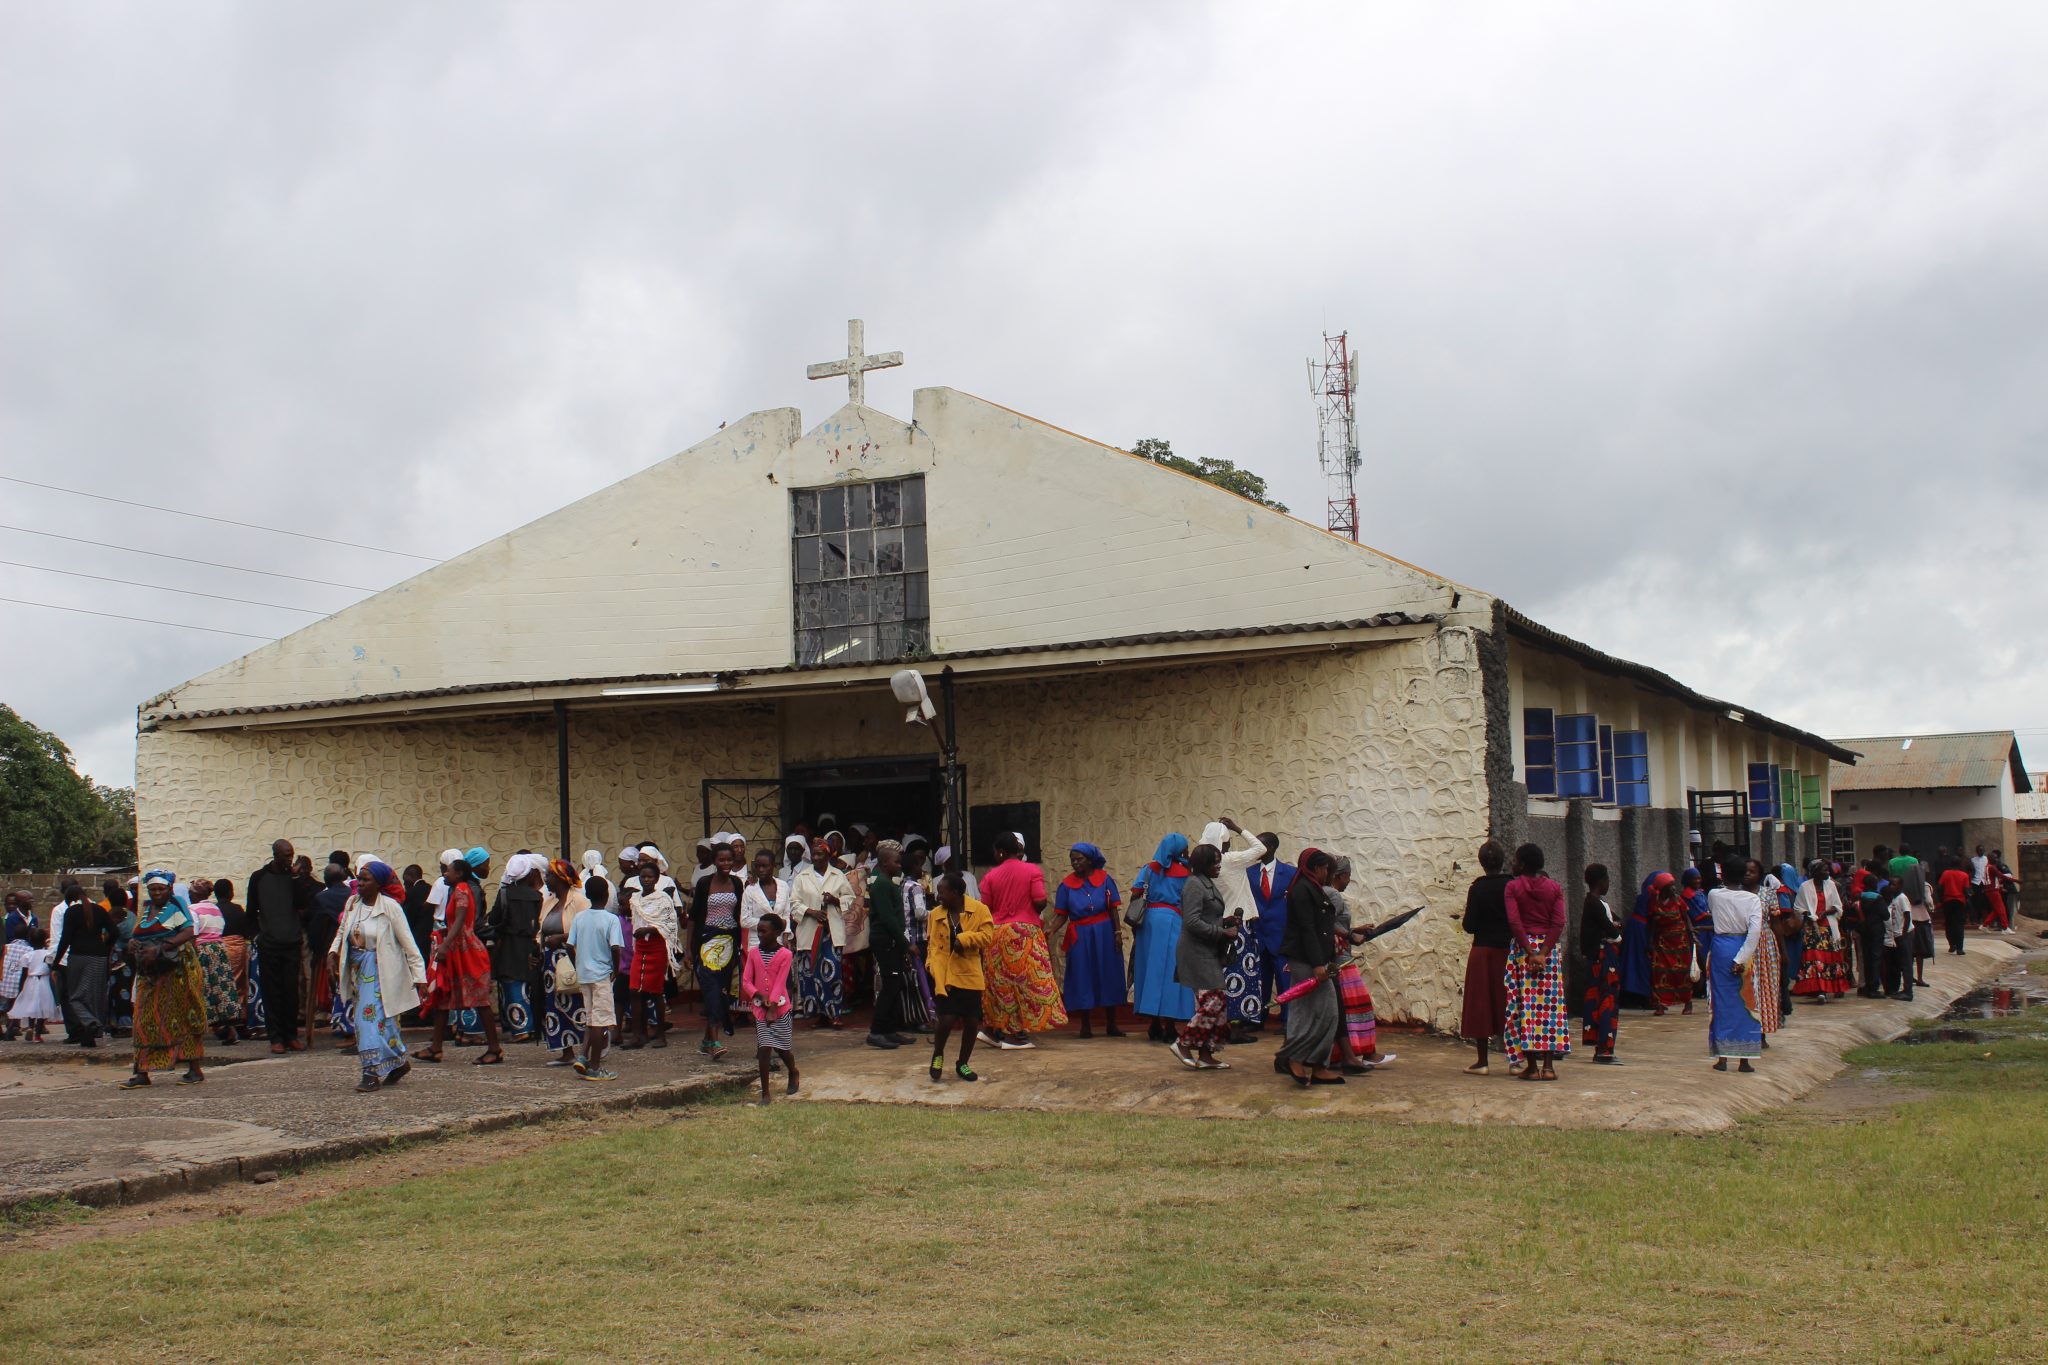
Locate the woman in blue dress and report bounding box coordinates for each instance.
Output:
[1052,842,1126,1038]
[1129,834,1195,1042]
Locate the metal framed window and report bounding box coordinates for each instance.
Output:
[791,475,929,667]
[1748,761,1778,819]
[1801,774,1824,824]
[1524,708,1556,796]
[1780,768,1801,824]
[1557,714,1600,799]
[1599,724,1616,805]
[1614,730,1650,807]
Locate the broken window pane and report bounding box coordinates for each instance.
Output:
[848,482,872,529]
[796,629,823,666]
[873,573,905,621]
[873,480,901,526]
[821,533,848,579]
[796,583,825,630]
[794,536,821,584]
[844,578,873,626]
[793,489,820,536]
[818,485,846,535]
[847,530,873,578]
[874,527,904,575]
[823,582,852,628]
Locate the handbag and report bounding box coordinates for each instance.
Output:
[550,949,579,995]
[1689,954,1702,985]
[1123,899,1148,929]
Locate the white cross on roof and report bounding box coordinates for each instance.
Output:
[805,319,903,407]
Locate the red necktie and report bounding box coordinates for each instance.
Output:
[1261,868,1272,900]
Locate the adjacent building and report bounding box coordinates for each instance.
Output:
[1827,730,2033,866]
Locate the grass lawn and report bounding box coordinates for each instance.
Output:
[6,1025,2046,1364]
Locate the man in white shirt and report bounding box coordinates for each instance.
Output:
[1883,887,1914,1001]
[48,882,82,1041]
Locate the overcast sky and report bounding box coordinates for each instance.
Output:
[4,2,2044,788]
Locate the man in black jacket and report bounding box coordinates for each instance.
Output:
[248,839,311,1053]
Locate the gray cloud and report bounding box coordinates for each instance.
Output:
[3,2,2044,785]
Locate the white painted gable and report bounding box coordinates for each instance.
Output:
[149,388,1477,717]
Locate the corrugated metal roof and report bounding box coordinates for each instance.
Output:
[141,614,1436,725]
[1827,731,2028,792]
[1502,607,1858,763]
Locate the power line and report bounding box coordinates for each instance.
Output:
[0,523,379,592]
[0,595,275,640]
[0,473,442,563]
[0,558,325,614]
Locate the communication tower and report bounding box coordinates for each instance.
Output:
[1307,331,1361,541]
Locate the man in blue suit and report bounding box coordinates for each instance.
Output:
[1243,833,1296,1037]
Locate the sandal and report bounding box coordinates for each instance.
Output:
[382,1062,411,1086]
[473,1049,504,1065]
[415,1047,443,1063]
[1464,1062,1489,1075]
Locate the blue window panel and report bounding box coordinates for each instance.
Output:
[1615,730,1649,758]
[1527,768,1557,797]
[1747,762,1775,818]
[1559,770,1601,799]
[1558,741,1598,771]
[1524,708,1554,737]
[1556,714,1597,743]
[1618,780,1650,807]
[1523,709,1557,795]
[1616,755,1649,782]
[1525,737,1555,767]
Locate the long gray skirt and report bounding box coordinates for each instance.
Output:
[1276,962,1341,1065]
[67,954,111,1033]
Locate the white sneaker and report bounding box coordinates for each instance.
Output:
[977,1029,1001,1046]
[997,1037,1035,1051]
[1372,1052,1397,1067]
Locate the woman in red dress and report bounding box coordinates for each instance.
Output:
[1645,872,1695,1015]
[416,848,503,1064]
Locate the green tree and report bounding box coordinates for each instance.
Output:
[84,783,137,867]
[1129,437,1288,513]
[0,704,99,872]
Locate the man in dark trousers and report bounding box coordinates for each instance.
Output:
[247,839,311,1053]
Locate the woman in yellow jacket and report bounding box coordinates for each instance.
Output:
[927,872,996,1083]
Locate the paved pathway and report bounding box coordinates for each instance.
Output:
[0,931,2030,1212]
[792,934,2032,1131]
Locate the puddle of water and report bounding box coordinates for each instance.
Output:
[1897,973,2048,1044]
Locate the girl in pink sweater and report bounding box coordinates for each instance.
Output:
[743,913,799,1106]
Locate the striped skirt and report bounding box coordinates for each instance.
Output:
[1329,960,1376,1061]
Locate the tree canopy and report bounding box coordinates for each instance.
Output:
[1129,437,1288,513]
[0,704,135,872]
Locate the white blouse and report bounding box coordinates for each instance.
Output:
[1706,887,1763,966]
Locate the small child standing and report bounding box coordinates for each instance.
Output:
[742,913,798,1106]
[7,933,60,1042]
[569,876,624,1081]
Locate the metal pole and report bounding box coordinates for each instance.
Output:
[940,666,962,865]
[554,700,571,860]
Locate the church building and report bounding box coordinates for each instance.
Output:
[135,326,1851,1029]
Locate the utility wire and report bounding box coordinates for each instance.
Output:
[0,473,442,562]
[0,523,379,592]
[0,558,326,614]
[0,595,275,640]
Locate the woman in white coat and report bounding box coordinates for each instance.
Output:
[327,861,428,1093]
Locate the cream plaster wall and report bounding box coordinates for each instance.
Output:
[139,632,1492,1030]
[146,388,1475,721]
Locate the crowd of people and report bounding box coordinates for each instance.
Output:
[1457,839,2021,1081]
[0,823,2021,1098]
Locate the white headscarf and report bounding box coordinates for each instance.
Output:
[438,848,462,871]
[580,849,607,882]
[639,844,670,872]
[502,852,543,885]
[1196,821,1229,851]
[617,846,641,870]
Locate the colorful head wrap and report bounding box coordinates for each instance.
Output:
[142,869,176,888]
[463,846,490,872]
[1070,842,1106,870]
[548,858,579,886]
[363,860,395,887]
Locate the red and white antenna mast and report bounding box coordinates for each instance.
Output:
[1307,331,1361,541]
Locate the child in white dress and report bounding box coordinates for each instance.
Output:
[7,940,61,1040]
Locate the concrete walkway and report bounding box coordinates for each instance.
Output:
[792,934,2032,1132]
[0,1030,749,1212]
[0,932,2029,1213]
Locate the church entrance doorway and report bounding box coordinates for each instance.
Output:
[783,756,957,848]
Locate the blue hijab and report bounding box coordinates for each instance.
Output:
[1133,833,1190,907]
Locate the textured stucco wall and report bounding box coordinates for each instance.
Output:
[140,630,1494,1030]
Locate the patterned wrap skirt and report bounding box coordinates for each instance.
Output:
[1753,929,1782,1034]
[1503,938,1571,1066]
[1581,942,1620,1057]
[1223,930,1265,1024]
[1178,988,1228,1050]
[797,937,845,1019]
[498,978,534,1037]
[1329,960,1376,1061]
[425,927,494,1013]
[1709,932,1763,1058]
[1648,911,1695,1007]
[541,948,585,1052]
[222,937,253,1018]
[132,947,207,1071]
[980,922,1069,1034]
[195,941,240,1026]
[1792,920,1852,997]
[346,945,409,1082]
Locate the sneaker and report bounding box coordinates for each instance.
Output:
[976,1029,1001,1047]
[955,1063,978,1082]
[1198,1057,1231,1070]
[580,1067,619,1081]
[572,1058,589,1077]
[997,1037,1034,1051]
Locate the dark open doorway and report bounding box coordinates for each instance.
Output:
[784,756,955,846]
